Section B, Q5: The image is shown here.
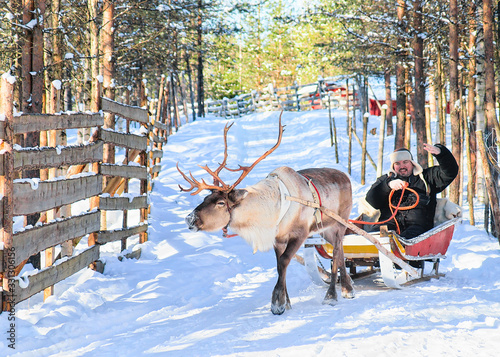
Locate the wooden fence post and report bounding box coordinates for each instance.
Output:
[361,112,369,184]
[328,93,339,164]
[1,73,15,311]
[377,104,387,177]
[346,79,352,175]
[464,116,475,225]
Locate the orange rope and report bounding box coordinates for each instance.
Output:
[349,183,420,234]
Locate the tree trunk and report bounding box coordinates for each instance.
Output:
[477,130,500,240]
[51,0,62,81]
[102,0,115,169]
[448,0,461,204]
[483,0,498,135]
[186,53,196,122]
[196,0,205,117]
[21,0,43,236]
[429,80,437,139]
[435,49,447,146]
[1,76,15,311]
[482,0,499,238]
[88,0,100,113]
[467,0,477,208]
[395,0,406,149]
[475,4,487,203]
[384,69,393,136]
[413,0,427,168]
[21,0,33,115]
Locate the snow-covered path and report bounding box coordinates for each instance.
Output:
[2,110,500,356]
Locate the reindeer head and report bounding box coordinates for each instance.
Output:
[178,114,284,232]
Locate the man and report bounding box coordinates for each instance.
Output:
[365,143,458,238]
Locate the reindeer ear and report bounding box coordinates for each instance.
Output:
[229,189,248,204]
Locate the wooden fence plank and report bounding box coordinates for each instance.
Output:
[13,113,103,134]
[151,150,163,160]
[100,129,148,151]
[12,211,101,266]
[101,97,148,124]
[13,141,103,171]
[99,195,148,210]
[153,120,167,131]
[151,133,166,144]
[13,175,103,216]
[12,245,100,304]
[151,165,161,175]
[97,224,148,244]
[100,163,148,180]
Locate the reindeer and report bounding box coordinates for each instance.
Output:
[177,115,354,315]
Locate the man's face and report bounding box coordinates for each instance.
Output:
[393,160,414,177]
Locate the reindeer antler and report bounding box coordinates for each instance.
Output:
[176,122,233,195]
[177,112,284,195]
[211,122,233,186]
[226,113,284,190]
[176,162,230,195]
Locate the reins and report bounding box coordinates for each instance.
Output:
[349,183,420,234]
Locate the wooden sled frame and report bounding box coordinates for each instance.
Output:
[303,216,461,289]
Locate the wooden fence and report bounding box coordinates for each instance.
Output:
[0,77,166,311]
[206,81,360,117]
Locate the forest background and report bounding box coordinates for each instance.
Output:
[0,0,499,238]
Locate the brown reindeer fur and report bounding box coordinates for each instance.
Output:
[185,166,354,315]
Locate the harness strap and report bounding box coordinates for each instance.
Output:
[277,177,291,223]
[222,202,237,238]
[223,173,291,238]
[302,174,323,224]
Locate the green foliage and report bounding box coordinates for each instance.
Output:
[204,0,346,95]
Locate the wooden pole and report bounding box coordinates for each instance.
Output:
[361,113,369,184]
[1,74,15,311]
[377,104,387,177]
[44,83,61,300]
[352,131,377,170]
[464,116,475,225]
[328,93,334,147]
[328,93,339,164]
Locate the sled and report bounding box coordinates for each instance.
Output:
[303,216,462,289]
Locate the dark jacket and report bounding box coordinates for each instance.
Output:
[365,144,458,236]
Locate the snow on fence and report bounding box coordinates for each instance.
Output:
[0,77,167,311]
[205,81,360,117]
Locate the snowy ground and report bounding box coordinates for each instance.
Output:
[2,109,500,356]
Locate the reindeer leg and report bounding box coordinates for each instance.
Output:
[271,241,290,315]
[338,242,355,299]
[271,238,302,315]
[323,251,339,305]
[323,230,354,305]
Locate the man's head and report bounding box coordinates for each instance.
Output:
[389,148,423,177]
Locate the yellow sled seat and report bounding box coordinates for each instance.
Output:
[343,233,379,259]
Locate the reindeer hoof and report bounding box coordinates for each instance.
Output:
[271,303,286,315]
[322,297,337,306]
[342,289,355,299]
